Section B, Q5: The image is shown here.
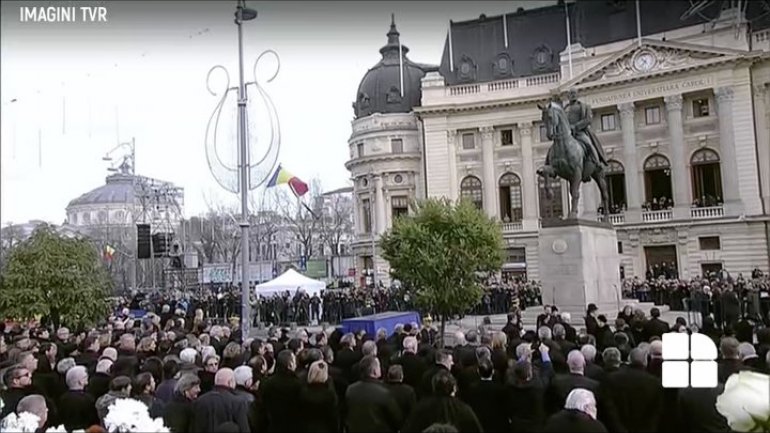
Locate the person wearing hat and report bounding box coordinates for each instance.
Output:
[419,316,438,347]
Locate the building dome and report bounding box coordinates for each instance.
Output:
[67,173,137,208]
[353,16,436,119]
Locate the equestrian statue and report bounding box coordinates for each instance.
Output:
[536,89,611,221]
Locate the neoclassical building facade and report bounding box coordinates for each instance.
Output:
[347,1,770,284]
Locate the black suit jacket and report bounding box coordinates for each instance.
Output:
[676,385,730,432]
[163,394,194,433]
[385,382,417,420]
[190,385,250,433]
[643,318,670,342]
[507,380,548,433]
[544,409,608,433]
[394,352,427,391]
[466,379,509,433]
[345,379,402,433]
[298,383,339,433]
[58,390,100,432]
[603,366,663,433]
[402,396,482,433]
[335,348,362,382]
[260,370,303,432]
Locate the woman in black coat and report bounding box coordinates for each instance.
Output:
[298,361,339,433]
[163,373,201,433]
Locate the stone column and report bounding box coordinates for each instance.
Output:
[664,94,690,219]
[753,84,770,213]
[715,86,743,215]
[480,126,498,219]
[519,122,539,230]
[619,102,642,222]
[374,175,386,235]
[447,130,459,200]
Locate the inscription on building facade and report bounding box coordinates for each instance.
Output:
[588,77,715,107]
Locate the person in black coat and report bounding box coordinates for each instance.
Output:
[384,365,417,420]
[506,356,552,433]
[602,348,663,433]
[260,350,303,432]
[86,359,113,401]
[643,308,670,342]
[585,304,599,338]
[465,358,509,433]
[164,373,201,433]
[345,355,403,433]
[418,350,453,399]
[298,360,339,433]
[57,366,100,432]
[402,370,482,433]
[0,366,34,419]
[190,368,250,433]
[676,385,730,432]
[544,388,607,433]
[393,336,427,390]
[335,334,362,383]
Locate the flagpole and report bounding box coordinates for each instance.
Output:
[635,0,642,47]
[448,22,454,72]
[399,38,404,98]
[565,1,573,80]
[502,13,508,48]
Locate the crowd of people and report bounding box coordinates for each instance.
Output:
[1,293,766,433]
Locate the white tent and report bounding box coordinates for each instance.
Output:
[255,268,326,297]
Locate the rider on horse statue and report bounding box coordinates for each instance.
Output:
[564,89,608,182]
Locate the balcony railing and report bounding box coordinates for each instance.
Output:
[501,221,523,232]
[596,213,625,225]
[447,72,560,97]
[642,209,673,223]
[691,206,724,219]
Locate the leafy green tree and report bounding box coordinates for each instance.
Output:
[0,225,112,328]
[380,198,504,344]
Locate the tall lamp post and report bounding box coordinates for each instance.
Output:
[235,1,258,338]
[102,137,137,290]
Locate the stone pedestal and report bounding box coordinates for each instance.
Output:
[538,219,622,312]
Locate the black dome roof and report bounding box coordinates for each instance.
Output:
[353,16,437,119]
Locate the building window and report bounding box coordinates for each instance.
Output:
[693,98,710,118]
[362,198,372,234]
[499,173,523,222]
[643,154,673,209]
[538,124,548,142]
[462,133,475,150]
[391,139,403,154]
[114,210,125,223]
[538,174,563,220]
[460,176,483,210]
[617,241,624,254]
[645,106,661,125]
[699,236,721,250]
[391,196,409,220]
[500,129,513,146]
[357,142,365,158]
[506,247,526,263]
[601,113,617,131]
[82,213,91,224]
[691,148,722,207]
[606,160,626,213]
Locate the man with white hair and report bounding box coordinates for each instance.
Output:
[560,312,578,342]
[233,365,256,404]
[543,388,607,431]
[16,394,48,429]
[601,347,663,432]
[191,368,250,432]
[394,336,426,390]
[59,365,99,431]
[580,344,604,381]
[87,358,113,400]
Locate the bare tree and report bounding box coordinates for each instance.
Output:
[275,178,322,261]
[248,190,282,261]
[317,189,354,277]
[188,202,241,279]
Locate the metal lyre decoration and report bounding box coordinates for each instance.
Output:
[204,53,281,194]
[204,0,281,338]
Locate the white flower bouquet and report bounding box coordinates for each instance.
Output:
[0,412,41,433]
[716,371,770,432]
[103,398,169,433]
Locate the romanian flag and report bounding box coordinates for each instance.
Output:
[266,164,309,197]
[104,245,116,261]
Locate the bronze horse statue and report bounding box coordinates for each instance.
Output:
[536,101,610,221]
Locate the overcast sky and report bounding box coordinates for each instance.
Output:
[1,0,554,225]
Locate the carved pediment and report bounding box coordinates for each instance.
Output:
[562,39,752,89]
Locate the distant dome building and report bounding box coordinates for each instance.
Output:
[346,16,437,286]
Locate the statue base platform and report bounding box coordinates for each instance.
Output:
[538,218,622,314]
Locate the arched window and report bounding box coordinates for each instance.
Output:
[499,173,523,222]
[606,160,627,213]
[538,173,563,220]
[114,210,125,224]
[643,154,673,209]
[690,148,723,207]
[460,176,483,210]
